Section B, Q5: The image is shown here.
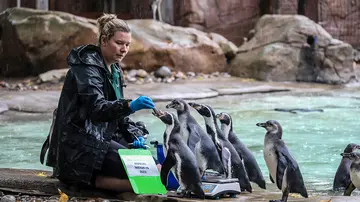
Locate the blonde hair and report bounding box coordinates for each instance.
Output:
[97,13,131,45]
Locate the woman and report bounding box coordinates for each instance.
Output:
[45,13,157,192]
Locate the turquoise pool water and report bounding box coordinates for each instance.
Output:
[1,94,359,196]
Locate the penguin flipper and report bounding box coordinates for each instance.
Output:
[160,153,176,186]
[221,147,231,178]
[344,182,356,196]
[269,174,275,183]
[275,148,308,198]
[40,135,49,164]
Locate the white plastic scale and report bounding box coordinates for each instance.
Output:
[175,170,241,200]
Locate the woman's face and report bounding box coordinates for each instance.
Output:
[101,31,131,64]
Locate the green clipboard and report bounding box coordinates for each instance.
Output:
[118,149,167,195]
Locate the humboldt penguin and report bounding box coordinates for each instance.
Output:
[166,99,225,176]
[341,152,360,196]
[152,109,205,199]
[333,143,360,191]
[217,112,266,189]
[257,120,308,202]
[189,102,252,193]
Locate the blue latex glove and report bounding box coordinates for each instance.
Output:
[132,136,147,149]
[129,96,155,112]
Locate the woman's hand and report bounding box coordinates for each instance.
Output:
[129,96,155,112]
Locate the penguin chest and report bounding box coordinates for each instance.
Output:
[350,169,360,189]
[173,152,187,189]
[179,118,189,143]
[263,144,277,182]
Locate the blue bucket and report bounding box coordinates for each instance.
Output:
[154,142,180,190]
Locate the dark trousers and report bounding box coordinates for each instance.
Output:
[91,140,159,185]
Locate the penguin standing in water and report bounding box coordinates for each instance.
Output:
[152,109,205,199]
[166,99,225,176]
[333,143,360,191]
[341,152,360,196]
[217,112,266,189]
[256,120,308,202]
[189,102,252,193]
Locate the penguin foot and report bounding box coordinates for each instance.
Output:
[269,200,282,202]
[180,190,192,198]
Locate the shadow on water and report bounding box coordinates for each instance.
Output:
[0,94,360,196]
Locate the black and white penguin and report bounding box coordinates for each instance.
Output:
[189,102,252,193]
[333,143,360,191]
[257,120,308,202]
[152,109,205,199]
[341,152,360,196]
[217,112,266,189]
[166,99,225,176]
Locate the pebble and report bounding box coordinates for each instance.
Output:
[0,195,115,202]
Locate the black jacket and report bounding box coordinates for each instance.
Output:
[46,44,134,185]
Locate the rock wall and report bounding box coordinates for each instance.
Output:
[173,0,260,45]
[319,0,360,48]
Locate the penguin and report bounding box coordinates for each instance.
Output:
[217,112,266,189]
[341,152,360,196]
[166,99,225,176]
[333,143,360,191]
[189,102,253,193]
[40,108,57,165]
[152,108,205,199]
[256,120,308,202]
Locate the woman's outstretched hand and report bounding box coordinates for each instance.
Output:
[129,96,155,112]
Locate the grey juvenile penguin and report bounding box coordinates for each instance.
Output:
[166,99,225,176]
[217,112,266,189]
[341,152,360,196]
[257,120,308,202]
[333,143,360,191]
[189,102,252,193]
[152,109,205,199]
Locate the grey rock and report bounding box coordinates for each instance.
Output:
[186,72,196,77]
[154,66,172,78]
[1,195,16,202]
[0,102,9,114]
[127,69,137,77]
[231,15,355,84]
[136,69,148,78]
[38,69,68,84]
[126,75,137,83]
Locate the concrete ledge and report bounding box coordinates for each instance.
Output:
[1,169,360,202]
[214,85,291,95]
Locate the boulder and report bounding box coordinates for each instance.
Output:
[0,8,232,77]
[230,15,355,84]
[37,68,69,83]
[122,19,227,73]
[0,7,98,77]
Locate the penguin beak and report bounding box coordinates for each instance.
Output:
[188,102,201,110]
[165,103,174,109]
[152,108,165,117]
[341,152,351,158]
[216,113,224,120]
[256,122,267,128]
[356,145,360,150]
